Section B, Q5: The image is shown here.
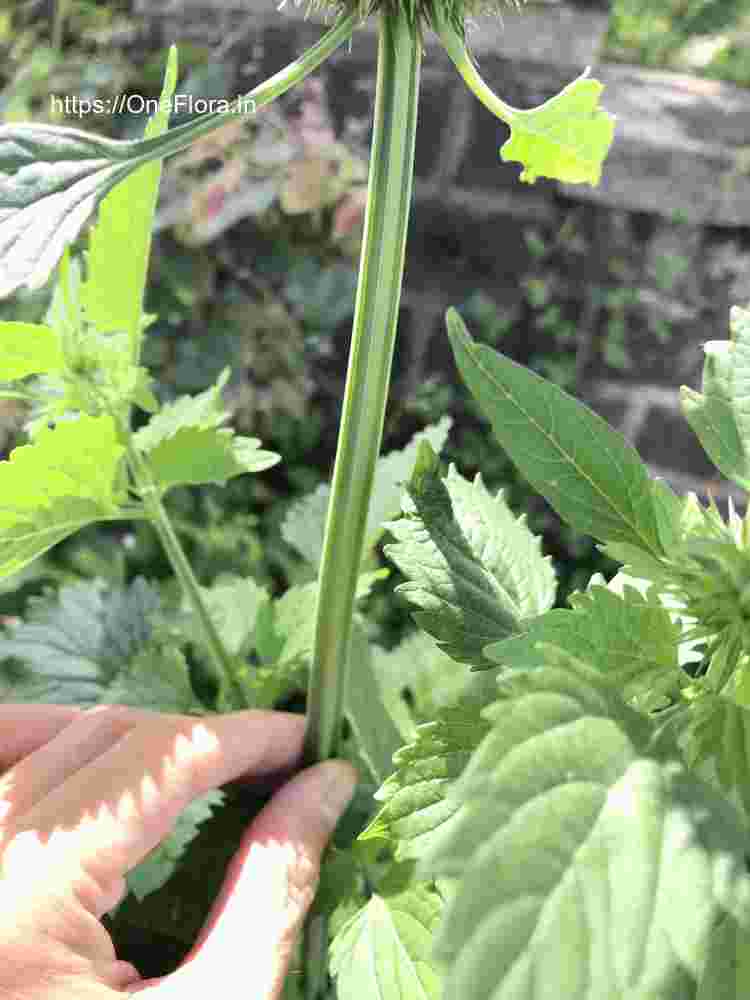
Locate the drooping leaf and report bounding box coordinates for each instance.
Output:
[330,861,445,1000]
[282,417,452,568]
[82,47,177,354]
[500,70,616,186]
[0,124,149,299]
[0,322,64,380]
[0,414,128,579]
[486,582,684,713]
[0,577,162,705]
[447,308,664,556]
[419,651,750,1000]
[384,442,555,667]
[358,691,492,861]
[680,306,750,491]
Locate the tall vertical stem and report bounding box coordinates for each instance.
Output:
[302,8,422,772]
[300,7,422,997]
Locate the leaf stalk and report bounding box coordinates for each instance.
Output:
[127,11,362,166]
[125,443,249,711]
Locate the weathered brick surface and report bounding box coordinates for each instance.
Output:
[131,0,750,503]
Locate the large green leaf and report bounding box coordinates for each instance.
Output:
[418,651,750,1000]
[486,581,684,713]
[384,442,555,668]
[447,308,663,556]
[358,691,492,861]
[680,305,750,491]
[329,861,445,1000]
[0,414,128,579]
[282,417,452,568]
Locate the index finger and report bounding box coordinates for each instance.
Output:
[4,709,311,917]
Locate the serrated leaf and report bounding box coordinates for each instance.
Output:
[680,306,750,491]
[418,653,750,1000]
[500,70,615,186]
[102,640,200,714]
[133,373,279,491]
[0,577,162,705]
[384,444,555,667]
[371,629,502,743]
[0,414,128,579]
[330,861,445,1000]
[0,322,64,380]
[282,418,452,568]
[133,371,231,450]
[447,308,663,556]
[485,583,684,713]
[358,692,492,861]
[82,47,177,354]
[146,426,280,491]
[673,690,750,830]
[109,788,224,915]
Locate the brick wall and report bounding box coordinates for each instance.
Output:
[133,0,750,507]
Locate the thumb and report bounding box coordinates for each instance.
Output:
[132,759,358,999]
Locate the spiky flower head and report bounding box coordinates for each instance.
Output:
[670,538,750,645]
[296,0,525,42]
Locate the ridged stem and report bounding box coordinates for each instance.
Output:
[300,7,422,997]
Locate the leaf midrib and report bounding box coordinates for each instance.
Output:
[462,341,660,557]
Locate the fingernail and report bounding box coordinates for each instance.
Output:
[320,761,358,828]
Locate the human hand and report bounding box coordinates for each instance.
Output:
[0,703,358,999]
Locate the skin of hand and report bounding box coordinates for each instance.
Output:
[0,703,359,999]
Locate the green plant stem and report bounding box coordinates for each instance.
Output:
[300,7,422,998]
[434,11,517,123]
[125,11,361,167]
[125,442,249,711]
